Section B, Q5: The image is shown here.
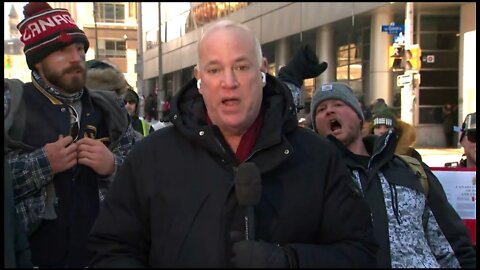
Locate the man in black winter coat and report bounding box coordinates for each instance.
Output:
[88,19,378,268]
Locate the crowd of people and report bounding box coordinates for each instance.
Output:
[4,2,476,268]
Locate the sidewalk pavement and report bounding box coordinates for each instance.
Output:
[416,147,464,168]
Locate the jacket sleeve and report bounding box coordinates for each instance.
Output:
[423,205,462,267]
[14,213,33,268]
[287,143,378,267]
[88,155,149,267]
[7,148,53,202]
[424,166,476,268]
[95,89,138,187]
[4,158,33,268]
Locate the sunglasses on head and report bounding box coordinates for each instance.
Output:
[67,105,80,141]
[466,130,476,143]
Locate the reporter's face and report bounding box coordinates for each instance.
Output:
[195,27,263,136]
[35,43,86,94]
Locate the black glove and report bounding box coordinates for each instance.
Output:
[277,45,328,88]
[231,240,289,268]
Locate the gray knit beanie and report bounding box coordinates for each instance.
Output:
[310,82,364,131]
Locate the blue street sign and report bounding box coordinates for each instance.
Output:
[381,24,404,35]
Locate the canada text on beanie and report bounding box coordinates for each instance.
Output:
[17,2,90,70]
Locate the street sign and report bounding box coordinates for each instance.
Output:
[397,74,413,87]
[381,23,404,35]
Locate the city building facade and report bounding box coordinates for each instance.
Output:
[139,2,476,147]
[4,2,475,148]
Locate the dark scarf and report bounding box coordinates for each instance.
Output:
[235,111,264,162]
[206,109,264,163]
[32,71,83,104]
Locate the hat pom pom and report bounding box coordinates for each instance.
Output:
[23,2,52,17]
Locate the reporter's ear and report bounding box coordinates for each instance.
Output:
[261,57,268,72]
[194,66,203,92]
[194,65,200,80]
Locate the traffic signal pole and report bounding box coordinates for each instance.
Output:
[405,2,413,47]
[157,2,165,120]
[401,2,415,125]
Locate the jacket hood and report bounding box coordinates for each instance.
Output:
[86,63,128,96]
[170,73,298,156]
[395,120,416,154]
[125,89,140,116]
[363,118,416,156]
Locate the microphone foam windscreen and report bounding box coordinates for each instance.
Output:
[234,162,262,206]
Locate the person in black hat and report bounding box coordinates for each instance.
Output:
[5,2,137,268]
[458,112,476,168]
[124,88,151,136]
[442,103,458,147]
[363,106,423,161]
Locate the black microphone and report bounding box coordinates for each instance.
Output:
[234,162,262,241]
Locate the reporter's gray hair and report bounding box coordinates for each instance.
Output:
[196,20,263,69]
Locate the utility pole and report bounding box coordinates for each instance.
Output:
[93,2,99,59]
[136,2,144,97]
[400,2,415,125]
[157,2,164,120]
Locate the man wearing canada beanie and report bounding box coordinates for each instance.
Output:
[5,2,137,267]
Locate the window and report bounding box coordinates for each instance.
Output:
[95,3,126,23]
[128,3,136,19]
[417,12,460,124]
[98,40,126,58]
[146,29,160,50]
[420,33,459,50]
[334,16,370,98]
[336,43,364,95]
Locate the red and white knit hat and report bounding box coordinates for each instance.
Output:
[17,2,89,70]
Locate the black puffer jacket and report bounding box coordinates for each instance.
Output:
[328,129,476,268]
[89,74,378,267]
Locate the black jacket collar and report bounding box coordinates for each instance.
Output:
[170,74,298,169]
[327,129,399,174]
